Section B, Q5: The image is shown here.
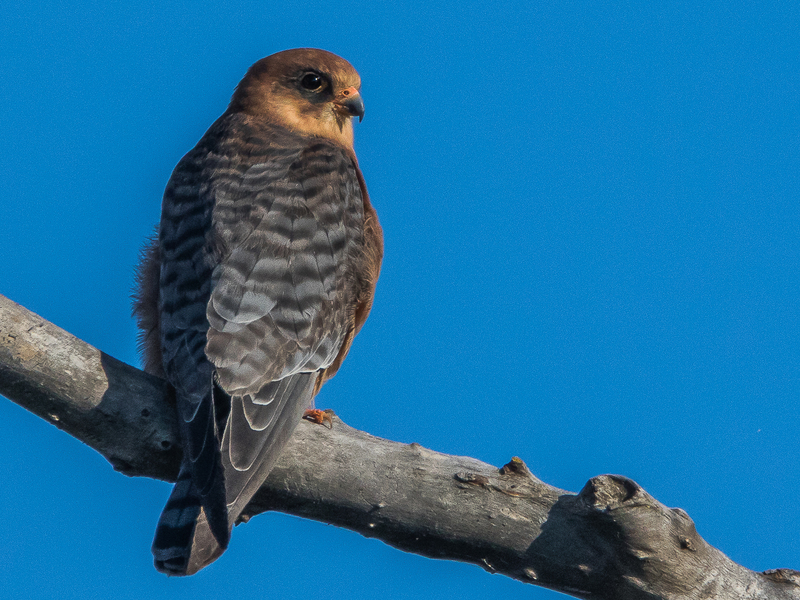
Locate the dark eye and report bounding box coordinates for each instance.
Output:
[300,72,324,91]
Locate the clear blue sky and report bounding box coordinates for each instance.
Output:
[1,2,798,599]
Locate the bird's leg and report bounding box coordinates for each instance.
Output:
[303,408,335,429]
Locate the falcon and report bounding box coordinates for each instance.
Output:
[132,48,382,575]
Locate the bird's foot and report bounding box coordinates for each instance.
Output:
[303,408,335,429]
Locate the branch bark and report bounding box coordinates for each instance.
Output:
[0,292,797,599]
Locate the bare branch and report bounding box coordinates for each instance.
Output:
[1,292,797,599]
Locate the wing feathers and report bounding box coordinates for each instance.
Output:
[206,141,365,394]
[224,372,316,507]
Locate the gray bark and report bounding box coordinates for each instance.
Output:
[0,292,797,599]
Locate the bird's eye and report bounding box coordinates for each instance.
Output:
[300,73,324,91]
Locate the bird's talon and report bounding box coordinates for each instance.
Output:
[303,408,335,429]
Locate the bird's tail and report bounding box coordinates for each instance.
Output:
[152,462,203,574]
[151,371,317,576]
[151,459,229,576]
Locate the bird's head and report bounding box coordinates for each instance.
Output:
[230,48,364,149]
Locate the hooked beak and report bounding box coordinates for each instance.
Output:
[333,86,365,122]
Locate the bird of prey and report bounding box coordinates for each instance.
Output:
[132,48,383,576]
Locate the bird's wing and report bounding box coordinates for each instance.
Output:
[154,118,234,573]
[205,136,366,524]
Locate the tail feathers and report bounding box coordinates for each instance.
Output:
[192,456,230,574]
[155,374,230,575]
[152,371,317,576]
[152,464,229,576]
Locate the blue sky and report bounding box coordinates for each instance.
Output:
[1,2,798,598]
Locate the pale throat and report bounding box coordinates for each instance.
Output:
[273,100,354,149]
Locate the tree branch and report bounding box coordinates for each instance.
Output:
[0,292,797,599]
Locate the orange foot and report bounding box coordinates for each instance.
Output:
[303,408,335,429]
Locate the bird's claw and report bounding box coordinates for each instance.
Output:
[303,408,335,429]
